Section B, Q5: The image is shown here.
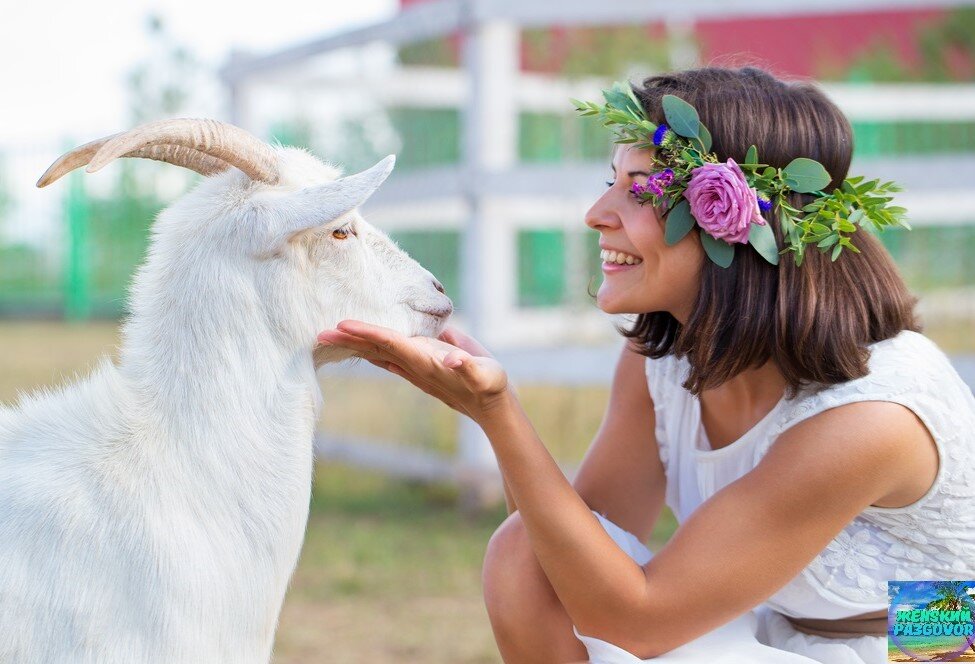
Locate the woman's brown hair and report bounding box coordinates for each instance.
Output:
[623,66,921,398]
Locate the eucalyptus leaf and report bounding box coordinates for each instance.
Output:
[700,229,734,268]
[745,145,758,166]
[698,122,712,152]
[831,244,843,261]
[664,199,696,246]
[783,158,832,193]
[602,86,642,118]
[662,94,700,139]
[747,220,779,265]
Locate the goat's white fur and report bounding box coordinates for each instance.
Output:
[0,148,452,663]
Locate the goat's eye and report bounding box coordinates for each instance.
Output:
[332,227,350,240]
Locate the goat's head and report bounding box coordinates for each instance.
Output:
[37,119,453,366]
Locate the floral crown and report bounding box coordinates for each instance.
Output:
[572,82,910,267]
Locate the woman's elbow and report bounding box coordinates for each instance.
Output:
[573,607,673,660]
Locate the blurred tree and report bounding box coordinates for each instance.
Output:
[126,14,212,124]
[75,13,211,315]
[397,37,458,67]
[823,7,975,82]
[0,156,11,222]
[522,25,673,78]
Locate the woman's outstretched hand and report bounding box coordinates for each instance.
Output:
[316,321,510,422]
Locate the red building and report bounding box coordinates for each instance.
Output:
[398,0,959,81]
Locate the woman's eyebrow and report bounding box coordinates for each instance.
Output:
[609,165,650,178]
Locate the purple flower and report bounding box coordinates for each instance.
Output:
[630,181,646,196]
[646,168,675,196]
[683,158,766,244]
[757,192,773,212]
[653,124,674,147]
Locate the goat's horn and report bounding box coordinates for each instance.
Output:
[37,118,280,188]
[89,118,279,184]
[36,134,231,188]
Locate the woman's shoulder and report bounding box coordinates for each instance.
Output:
[803,329,959,403]
[768,330,973,456]
[759,330,972,455]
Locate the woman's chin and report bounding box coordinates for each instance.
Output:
[595,289,630,315]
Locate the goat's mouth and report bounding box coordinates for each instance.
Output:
[410,304,453,320]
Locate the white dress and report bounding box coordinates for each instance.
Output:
[573,330,975,663]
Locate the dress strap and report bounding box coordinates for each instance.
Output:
[781,609,888,638]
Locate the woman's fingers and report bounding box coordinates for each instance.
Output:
[334,320,439,368]
[438,326,492,358]
[317,329,381,355]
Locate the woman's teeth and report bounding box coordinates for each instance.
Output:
[600,249,643,265]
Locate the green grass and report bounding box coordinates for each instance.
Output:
[0,321,675,663]
[277,464,507,663]
[1,319,970,662]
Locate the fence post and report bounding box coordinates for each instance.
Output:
[64,167,91,321]
[457,14,519,512]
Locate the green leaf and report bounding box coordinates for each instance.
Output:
[662,94,700,139]
[817,233,839,248]
[664,199,696,246]
[700,229,735,268]
[745,145,758,166]
[855,179,879,195]
[698,122,712,152]
[782,158,832,193]
[602,85,642,118]
[748,220,779,265]
[831,244,843,261]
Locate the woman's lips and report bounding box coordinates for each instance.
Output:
[601,261,641,273]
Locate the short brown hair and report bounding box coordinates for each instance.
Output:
[623,66,921,398]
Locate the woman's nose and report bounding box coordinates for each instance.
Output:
[585,195,622,231]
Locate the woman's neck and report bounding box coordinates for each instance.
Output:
[697,360,788,450]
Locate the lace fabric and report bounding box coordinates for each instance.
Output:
[645,330,975,618]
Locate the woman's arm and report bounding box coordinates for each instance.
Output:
[315,321,928,658]
[479,394,924,657]
[572,341,665,542]
[499,341,664,524]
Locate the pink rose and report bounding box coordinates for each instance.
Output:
[683,158,765,244]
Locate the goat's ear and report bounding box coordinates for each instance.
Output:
[270,155,395,240]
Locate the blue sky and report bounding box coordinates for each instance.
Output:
[890,581,975,615]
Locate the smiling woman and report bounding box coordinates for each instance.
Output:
[316,66,975,664]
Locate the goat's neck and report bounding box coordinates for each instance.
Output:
[117,260,322,469]
[121,331,319,451]
[105,255,322,647]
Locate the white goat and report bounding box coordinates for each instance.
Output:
[0,119,452,663]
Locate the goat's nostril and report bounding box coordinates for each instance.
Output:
[433,279,446,295]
